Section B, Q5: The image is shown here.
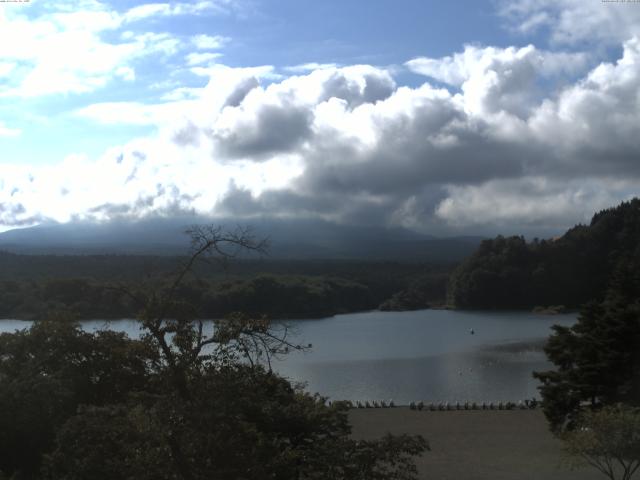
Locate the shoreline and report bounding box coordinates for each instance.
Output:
[0,307,579,323]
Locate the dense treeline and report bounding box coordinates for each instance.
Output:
[0,278,136,320]
[0,259,452,319]
[0,251,447,282]
[0,228,427,479]
[379,273,449,311]
[448,198,640,309]
[0,276,370,320]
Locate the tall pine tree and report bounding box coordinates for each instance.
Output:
[534,259,640,433]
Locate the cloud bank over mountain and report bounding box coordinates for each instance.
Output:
[0,0,639,236]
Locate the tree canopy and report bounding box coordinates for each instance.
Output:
[448,198,640,309]
[534,261,640,433]
[562,404,640,480]
[0,226,427,480]
[0,254,450,320]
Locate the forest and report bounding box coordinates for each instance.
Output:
[0,253,450,320]
[0,228,427,480]
[447,199,640,310]
[3,199,640,319]
[1,203,640,479]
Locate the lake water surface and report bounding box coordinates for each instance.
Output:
[0,309,575,404]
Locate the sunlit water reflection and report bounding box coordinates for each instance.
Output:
[0,309,575,404]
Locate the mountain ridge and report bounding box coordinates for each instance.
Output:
[0,217,483,262]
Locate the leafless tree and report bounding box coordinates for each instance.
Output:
[111,225,305,398]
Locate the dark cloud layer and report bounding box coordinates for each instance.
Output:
[211,103,314,159]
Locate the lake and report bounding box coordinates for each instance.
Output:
[0,309,575,404]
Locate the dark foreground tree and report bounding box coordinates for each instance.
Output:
[0,315,155,479]
[534,262,640,432]
[0,226,427,480]
[562,404,640,480]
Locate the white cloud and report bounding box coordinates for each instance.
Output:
[3,0,640,234]
[0,136,303,226]
[527,36,640,159]
[161,87,203,101]
[123,1,235,23]
[115,66,136,81]
[189,63,280,81]
[13,40,638,233]
[75,102,167,126]
[499,0,640,45]
[284,62,339,73]
[185,52,223,66]
[407,45,589,118]
[407,45,587,86]
[0,10,141,96]
[191,34,229,50]
[0,2,228,97]
[0,122,21,137]
[123,3,170,22]
[435,177,634,230]
[0,62,16,77]
[1,28,181,97]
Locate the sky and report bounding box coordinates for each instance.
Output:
[1,0,640,237]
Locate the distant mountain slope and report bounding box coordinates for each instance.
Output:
[0,217,482,262]
[447,198,640,309]
[0,218,194,255]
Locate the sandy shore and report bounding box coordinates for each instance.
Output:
[349,408,601,480]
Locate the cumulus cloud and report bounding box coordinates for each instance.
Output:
[0,133,303,228]
[527,36,640,174]
[0,1,231,97]
[499,0,640,45]
[6,42,640,234]
[407,45,588,87]
[223,76,260,107]
[407,44,588,118]
[435,177,634,229]
[212,102,314,159]
[2,1,640,236]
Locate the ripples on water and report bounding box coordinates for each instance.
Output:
[0,309,575,404]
